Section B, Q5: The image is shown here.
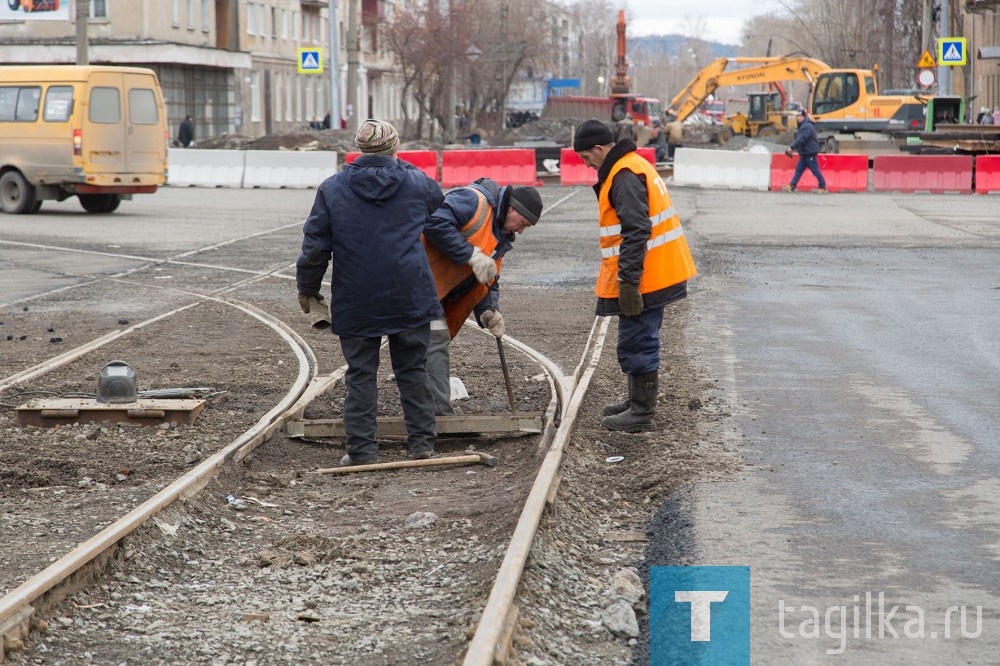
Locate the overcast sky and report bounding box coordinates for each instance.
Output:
[622,0,786,46]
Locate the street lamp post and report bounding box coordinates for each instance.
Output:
[328,0,341,129]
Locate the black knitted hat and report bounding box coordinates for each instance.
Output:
[573,119,614,152]
[509,187,543,225]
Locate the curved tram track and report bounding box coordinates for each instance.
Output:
[0,189,651,664]
[1,297,614,664]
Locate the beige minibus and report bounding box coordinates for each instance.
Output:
[0,65,167,214]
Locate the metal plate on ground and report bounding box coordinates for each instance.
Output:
[286,412,544,439]
[16,398,206,428]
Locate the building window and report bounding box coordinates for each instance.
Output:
[171,0,179,26]
[247,2,255,34]
[201,0,210,31]
[250,71,261,122]
[89,0,107,18]
[295,76,302,122]
[305,79,314,125]
[186,0,193,29]
[286,74,293,122]
[274,73,282,127]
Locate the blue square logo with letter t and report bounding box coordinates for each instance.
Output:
[650,566,750,665]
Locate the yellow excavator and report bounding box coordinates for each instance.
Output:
[668,56,832,142]
[668,55,970,153]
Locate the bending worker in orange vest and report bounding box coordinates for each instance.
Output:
[423,178,543,415]
[573,119,697,432]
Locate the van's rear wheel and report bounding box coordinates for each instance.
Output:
[7,0,20,10]
[0,170,38,215]
[79,194,121,213]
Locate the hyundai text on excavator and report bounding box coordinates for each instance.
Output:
[541,10,662,129]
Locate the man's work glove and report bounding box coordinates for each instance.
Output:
[298,293,330,329]
[298,292,323,313]
[481,310,505,338]
[618,281,644,317]
[784,149,794,158]
[467,247,498,284]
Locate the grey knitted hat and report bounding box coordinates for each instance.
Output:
[355,119,400,154]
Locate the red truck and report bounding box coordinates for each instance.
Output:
[541,93,663,127]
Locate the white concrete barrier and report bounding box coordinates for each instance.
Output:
[670,147,771,191]
[242,150,338,189]
[167,149,245,188]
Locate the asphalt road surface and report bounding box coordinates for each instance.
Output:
[2,184,998,664]
[670,187,1000,663]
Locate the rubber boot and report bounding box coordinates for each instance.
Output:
[601,376,632,417]
[601,371,657,433]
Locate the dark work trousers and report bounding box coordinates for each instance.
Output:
[790,153,827,189]
[339,324,436,459]
[616,305,665,376]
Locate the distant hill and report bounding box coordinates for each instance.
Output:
[631,34,738,59]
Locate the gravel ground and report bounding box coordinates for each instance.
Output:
[1,185,738,665]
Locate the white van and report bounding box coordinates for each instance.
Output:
[0,65,167,214]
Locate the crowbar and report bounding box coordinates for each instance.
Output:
[496,337,516,413]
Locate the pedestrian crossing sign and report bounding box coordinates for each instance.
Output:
[297,48,323,74]
[938,38,967,66]
[917,50,936,68]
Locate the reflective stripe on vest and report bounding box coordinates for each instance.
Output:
[595,152,696,298]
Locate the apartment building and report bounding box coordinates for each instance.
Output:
[0,0,400,142]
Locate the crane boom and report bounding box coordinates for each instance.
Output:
[609,9,631,95]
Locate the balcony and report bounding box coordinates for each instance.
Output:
[300,0,326,7]
[362,0,387,22]
[966,0,1000,11]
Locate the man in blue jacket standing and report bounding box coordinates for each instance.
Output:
[295,119,497,465]
[783,109,827,193]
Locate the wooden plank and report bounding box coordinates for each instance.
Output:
[15,398,205,428]
[286,412,543,438]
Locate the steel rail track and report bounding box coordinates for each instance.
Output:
[463,316,611,664]
[0,293,321,657]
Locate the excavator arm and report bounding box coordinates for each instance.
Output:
[668,56,831,121]
[609,9,631,95]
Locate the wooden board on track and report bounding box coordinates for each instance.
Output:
[15,398,206,427]
[286,412,544,439]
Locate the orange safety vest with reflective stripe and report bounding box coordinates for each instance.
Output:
[422,187,503,338]
[596,152,696,298]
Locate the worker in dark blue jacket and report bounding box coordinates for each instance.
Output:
[422,178,542,415]
[783,109,827,193]
[295,119,493,466]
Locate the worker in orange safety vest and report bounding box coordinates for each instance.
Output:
[573,118,697,432]
[422,178,543,415]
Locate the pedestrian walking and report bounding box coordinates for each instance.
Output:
[295,119,489,465]
[422,178,543,415]
[177,114,194,147]
[783,109,827,193]
[572,119,697,433]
